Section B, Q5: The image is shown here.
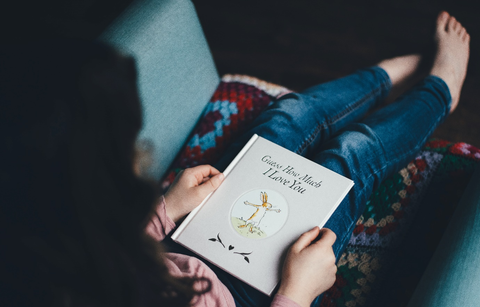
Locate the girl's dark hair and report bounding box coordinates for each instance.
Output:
[0,41,208,307]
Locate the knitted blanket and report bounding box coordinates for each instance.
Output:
[161,76,480,307]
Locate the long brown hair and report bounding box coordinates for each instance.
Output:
[1,40,207,307]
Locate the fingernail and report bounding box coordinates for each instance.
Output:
[218,173,225,181]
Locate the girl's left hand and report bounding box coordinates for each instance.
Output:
[278,226,337,307]
[164,165,224,223]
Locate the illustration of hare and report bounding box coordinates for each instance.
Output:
[239,192,281,233]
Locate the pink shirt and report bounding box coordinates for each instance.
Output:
[145,196,301,307]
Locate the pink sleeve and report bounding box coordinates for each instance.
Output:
[145,196,176,241]
[270,294,302,307]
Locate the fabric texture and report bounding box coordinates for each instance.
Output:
[406,164,480,307]
[101,0,220,179]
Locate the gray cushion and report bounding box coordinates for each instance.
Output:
[407,164,480,307]
[100,0,220,179]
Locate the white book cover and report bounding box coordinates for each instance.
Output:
[171,134,354,295]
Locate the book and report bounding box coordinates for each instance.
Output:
[171,134,354,295]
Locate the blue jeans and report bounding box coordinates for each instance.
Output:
[211,66,452,307]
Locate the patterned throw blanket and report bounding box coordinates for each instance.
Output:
[161,75,480,307]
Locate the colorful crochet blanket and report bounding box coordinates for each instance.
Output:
[161,76,480,307]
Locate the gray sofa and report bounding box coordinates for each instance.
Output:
[100,1,480,306]
[100,0,219,179]
[406,163,480,307]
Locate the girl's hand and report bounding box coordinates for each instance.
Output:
[277,227,337,307]
[164,165,224,223]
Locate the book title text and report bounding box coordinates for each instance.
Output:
[261,155,322,194]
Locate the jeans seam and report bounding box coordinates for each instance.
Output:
[295,81,390,155]
[387,83,447,166]
[335,218,357,259]
[380,77,449,170]
[427,75,452,115]
[340,111,440,254]
[354,109,441,201]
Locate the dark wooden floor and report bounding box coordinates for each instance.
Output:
[3,0,479,147]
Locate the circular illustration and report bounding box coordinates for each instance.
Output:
[230,189,288,239]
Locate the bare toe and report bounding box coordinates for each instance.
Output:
[437,11,449,30]
[447,16,457,32]
[456,22,463,34]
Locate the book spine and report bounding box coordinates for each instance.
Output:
[222,134,259,177]
[171,134,260,241]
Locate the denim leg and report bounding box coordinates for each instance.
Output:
[315,76,451,261]
[308,76,451,307]
[215,67,391,171]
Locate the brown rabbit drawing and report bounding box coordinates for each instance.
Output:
[238,192,281,233]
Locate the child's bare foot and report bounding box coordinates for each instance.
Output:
[430,11,470,113]
[378,54,423,87]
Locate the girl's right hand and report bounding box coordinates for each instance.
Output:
[164,165,224,223]
[277,227,337,307]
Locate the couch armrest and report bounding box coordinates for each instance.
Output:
[407,163,480,307]
[100,0,220,179]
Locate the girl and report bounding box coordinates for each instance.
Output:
[2,11,469,307]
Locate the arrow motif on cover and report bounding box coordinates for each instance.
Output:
[208,233,253,263]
